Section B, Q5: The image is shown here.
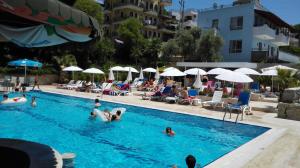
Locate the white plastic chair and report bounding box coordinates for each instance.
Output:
[202,91,224,109]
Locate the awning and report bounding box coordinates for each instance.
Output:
[255,9,294,31]
[0,0,100,42]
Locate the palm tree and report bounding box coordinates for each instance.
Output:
[276,69,300,101]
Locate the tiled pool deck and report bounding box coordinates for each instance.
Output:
[41,85,300,168]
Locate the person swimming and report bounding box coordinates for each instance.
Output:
[31,96,37,107]
[89,111,98,119]
[95,99,101,108]
[2,94,8,102]
[164,127,175,136]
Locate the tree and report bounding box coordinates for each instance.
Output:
[53,54,77,70]
[117,18,145,65]
[176,29,194,60]
[140,38,162,67]
[161,39,179,64]
[196,30,223,62]
[74,0,104,24]
[93,38,116,65]
[274,69,300,101]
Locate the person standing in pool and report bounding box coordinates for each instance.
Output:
[172,155,200,168]
[31,96,37,107]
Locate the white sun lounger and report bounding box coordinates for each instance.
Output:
[202,91,224,109]
[66,80,83,90]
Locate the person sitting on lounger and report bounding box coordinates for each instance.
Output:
[178,87,190,105]
[164,127,175,136]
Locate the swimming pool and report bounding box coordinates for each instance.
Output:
[0,92,269,167]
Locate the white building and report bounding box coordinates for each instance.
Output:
[197,0,294,63]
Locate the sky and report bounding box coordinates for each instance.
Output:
[169,0,300,25]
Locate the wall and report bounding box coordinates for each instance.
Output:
[198,3,255,62]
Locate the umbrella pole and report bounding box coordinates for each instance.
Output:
[24,66,27,84]
[232,82,235,97]
[72,71,74,80]
[271,76,273,92]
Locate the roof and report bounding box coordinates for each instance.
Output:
[255,9,295,32]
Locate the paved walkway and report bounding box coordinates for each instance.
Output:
[40,85,300,168]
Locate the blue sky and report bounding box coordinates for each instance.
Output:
[169,0,300,25]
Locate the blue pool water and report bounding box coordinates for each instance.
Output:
[0,92,269,167]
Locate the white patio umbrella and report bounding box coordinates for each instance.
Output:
[216,71,253,83]
[163,67,177,72]
[160,68,186,77]
[110,66,124,80]
[261,65,297,72]
[63,66,83,80]
[123,67,139,73]
[155,67,160,80]
[108,68,115,81]
[184,68,207,75]
[234,68,261,75]
[207,68,231,75]
[83,68,104,83]
[193,70,202,89]
[143,68,156,73]
[126,68,132,81]
[261,69,278,92]
[139,68,144,80]
[216,71,253,97]
[110,66,124,71]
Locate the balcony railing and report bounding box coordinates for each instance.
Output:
[253,24,276,40]
[114,2,144,11]
[160,0,172,6]
[273,33,290,46]
[251,49,268,62]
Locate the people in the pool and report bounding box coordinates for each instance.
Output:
[164,127,175,136]
[31,96,37,107]
[172,155,199,168]
[95,99,101,108]
[2,94,8,102]
[89,111,98,119]
[103,109,119,122]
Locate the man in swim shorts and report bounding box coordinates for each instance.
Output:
[164,127,175,136]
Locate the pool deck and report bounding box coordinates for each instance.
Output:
[40,85,300,168]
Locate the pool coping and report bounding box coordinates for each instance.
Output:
[42,90,284,168]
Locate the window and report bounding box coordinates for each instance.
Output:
[230,16,243,30]
[212,19,219,29]
[229,40,242,53]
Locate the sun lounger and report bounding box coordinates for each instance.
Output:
[57,80,74,89]
[150,86,172,101]
[66,80,83,90]
[223,91,251,122]
[202,91,224,109]
[177,89,198,105]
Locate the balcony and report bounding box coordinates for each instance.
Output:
[144,9,158,16]
[158,24,176,34]
[114,3,143,11]
[159,0,172,6]
[144,20,157,29]
[183,20,197,28]
[251,49,269,62]
[253,24,276,40]
[272,33,290,46]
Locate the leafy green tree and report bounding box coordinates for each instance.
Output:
[141,38,162,67]
[117,18,145,65]
[175,29,194,60]
[93,38,116,65]
[275,69,300,101]
[161,39,179,64]
[196,30,223,62]
[53,54,77,70]
[74,0,104,24]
